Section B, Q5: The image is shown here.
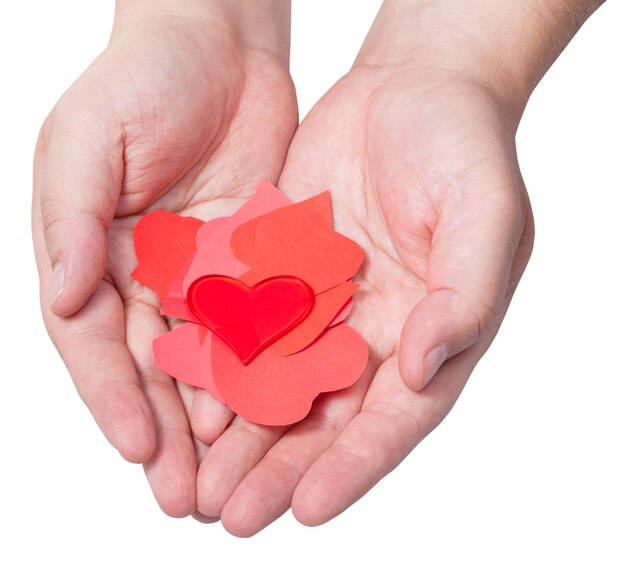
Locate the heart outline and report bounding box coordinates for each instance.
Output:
[186,274,314,365]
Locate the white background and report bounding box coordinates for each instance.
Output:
[1,1,624,562]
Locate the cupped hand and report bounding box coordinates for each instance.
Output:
[32,3,296,517]
[195,62,534,534]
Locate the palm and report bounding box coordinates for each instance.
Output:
[195,67,533,535]
[284,68,524,354]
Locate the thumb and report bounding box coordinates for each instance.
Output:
[37,96,123,317]
[399,186,525,392]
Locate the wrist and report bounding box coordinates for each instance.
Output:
[355,0,604,118]
[113,0,291,64]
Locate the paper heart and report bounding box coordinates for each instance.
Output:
[186,275,314,364]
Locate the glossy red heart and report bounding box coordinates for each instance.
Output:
[186,275,314,364]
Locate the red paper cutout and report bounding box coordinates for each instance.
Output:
[268,281,358,356]
[132,211,203,300]
[231,197,363,293]
[187,275,314,365]
[301,191,333,226]
[211,324,369,426]
[132,180,368,425]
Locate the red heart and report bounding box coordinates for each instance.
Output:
[186,275,314,365]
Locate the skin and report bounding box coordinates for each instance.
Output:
[200,57,533,537]
[33,0,604,536]
[33,0,295,517]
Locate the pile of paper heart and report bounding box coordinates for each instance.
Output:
[132,181,368,425]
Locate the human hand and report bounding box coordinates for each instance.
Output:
[194,0,602,536]
[32,0,296,517]
[196,69,532,535]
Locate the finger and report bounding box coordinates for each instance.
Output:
[399,180,524,392]
[191,414,221,525]
[192,511,220,524]
[292,354,477,526]
[36,92,123,317]
[192,434,210,468]
[174,378,196,416]
[43,282,156,463]
[174,381,212,466]
[196,419,288,518]
[175,383,213,468]
[125,300,197,518]
[190,390,235,445]
[220,363,375,537]
[33,150,155,464]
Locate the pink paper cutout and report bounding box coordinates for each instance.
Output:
[331,298,353,326]
[153,322,223,401]
[211,324,369,426]
[159,254,199,322]
[183,181,291,294]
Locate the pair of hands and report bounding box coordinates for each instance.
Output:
[33,0,538,535]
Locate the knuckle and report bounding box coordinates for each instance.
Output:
[42,320,62,354]
[301,411,346,436]
[227,423,270,449]
[263,452,304,480]
[440,286,497,341]
[333,442,374,475]
[462,295,496,341]
[364,400,423,441]
[40,197,70,238]
[68,323,122,346]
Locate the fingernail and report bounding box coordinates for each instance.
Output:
[50,263,65,306]
[423,344,448,387]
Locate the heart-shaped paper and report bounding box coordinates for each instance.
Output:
[186,275,314,364]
